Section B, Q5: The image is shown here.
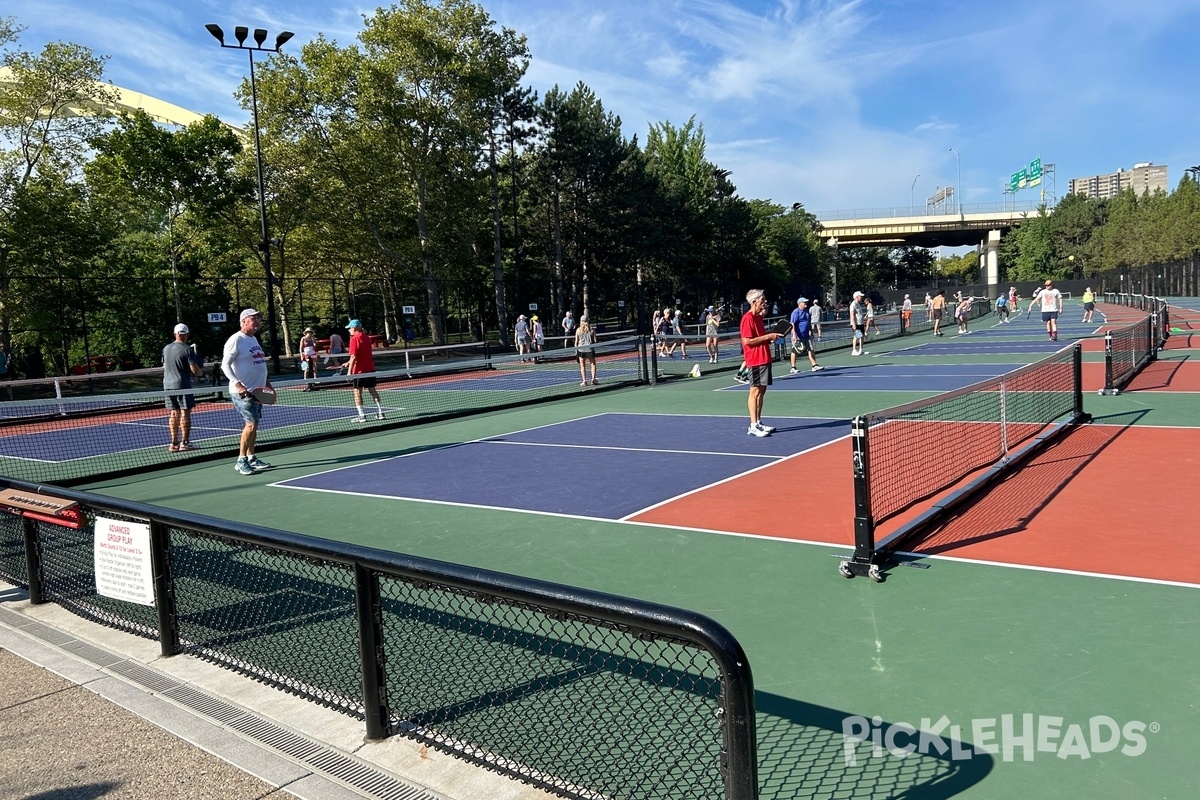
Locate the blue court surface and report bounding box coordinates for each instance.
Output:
[877,339,1071,356]
[273,412,848,519]
[720,363,1027,392]
[0,402,376,462]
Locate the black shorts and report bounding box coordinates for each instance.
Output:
[351,376,377,390]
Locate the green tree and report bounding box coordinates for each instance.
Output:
[257,0,528,345]
[1,25,115,351]
[87,110,246,324]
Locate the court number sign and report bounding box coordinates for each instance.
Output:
[207,312,227,323]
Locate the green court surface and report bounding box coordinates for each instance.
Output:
[77,318,1200,799]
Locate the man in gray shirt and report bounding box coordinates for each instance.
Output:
[163,323,203,452]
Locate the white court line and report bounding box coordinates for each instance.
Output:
[481,439,777,459]
[621,435,850,520]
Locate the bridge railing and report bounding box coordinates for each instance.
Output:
[815,200,1042,222]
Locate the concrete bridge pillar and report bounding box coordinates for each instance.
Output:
[982,229,1001,299]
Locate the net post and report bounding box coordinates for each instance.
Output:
[850,416,876,563]
[1148,312,1158,363]
[648,337,658,386]
[1102,332,1115,395]
[1072,343,1086,419]
[638,335,649,383]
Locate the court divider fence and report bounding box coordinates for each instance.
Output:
[0,477,758,800]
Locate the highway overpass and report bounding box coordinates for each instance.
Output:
[814,201,1047,297]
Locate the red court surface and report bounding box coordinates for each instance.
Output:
[631,425,1200,586]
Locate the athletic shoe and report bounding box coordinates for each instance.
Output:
[234,459,254,475]
[580,381,589,387]
[590,379,599,385]
[861,350,869,355]
[178,442,197,452]
[789,367,798,374]
[167,444,180,452]
[747,425,771,438]
[353,415,368,423]
[851,351,860,356]
[734,375,750,384]
[755,422,776,434]
[811,365,825,372]
[376,413,386,420]
[247,456,272,470]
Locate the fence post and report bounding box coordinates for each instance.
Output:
[355,564,388,741]
[22,516,44,605]
[149,519,180,657]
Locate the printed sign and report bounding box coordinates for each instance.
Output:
[402,305,416,315]
[207,312,227,323]
[94,516,155,606]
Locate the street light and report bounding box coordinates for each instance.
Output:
[948,148,961,215]
[827,237,839,308]
[205,23,295,376]
[910,174,920,211]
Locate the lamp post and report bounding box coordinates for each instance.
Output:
[828,237,839,309]
[948,148,961,215]
[910,173,919,212]
[205,23,294,376]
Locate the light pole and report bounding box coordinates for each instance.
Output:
[910,174,919,212]
[205,23,294,376]
[828,237,839,309]
[948,148,961,215]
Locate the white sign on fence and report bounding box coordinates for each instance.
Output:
[207,312,227,323]
[402,305,416,315]
[94,516,154,606]
[528,303,538,311]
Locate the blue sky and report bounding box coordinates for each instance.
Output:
[6,0,1200,216]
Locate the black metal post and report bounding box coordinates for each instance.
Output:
[22,515,44,604]
[149,519,179,657]
[206,24,294,376]
[354,563,388,740]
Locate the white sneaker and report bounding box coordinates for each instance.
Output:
[811,365,824,372]
[755,422,776,434]
[789,367,798,374]
[747,425,770,438]
[861,351,869,355]
[376,413,385,420]
[353,416,367,423]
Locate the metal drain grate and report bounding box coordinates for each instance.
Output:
[9,613,442,800]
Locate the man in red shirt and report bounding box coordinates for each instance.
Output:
[740,289,786,437]
[341,319,385,422]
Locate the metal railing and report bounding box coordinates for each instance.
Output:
[0,478,757,800]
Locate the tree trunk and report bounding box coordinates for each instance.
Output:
[415,173,445,344]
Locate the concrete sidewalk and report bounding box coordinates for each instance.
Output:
[0,582,554,800]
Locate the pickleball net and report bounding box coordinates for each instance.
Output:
[0,336,647,485]
[1100,296,1168,395]
[840,343,1090,581]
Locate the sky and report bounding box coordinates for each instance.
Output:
[6,0,1200,218]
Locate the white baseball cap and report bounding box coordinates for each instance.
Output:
[173,323,189,335]
[239,308,261,322]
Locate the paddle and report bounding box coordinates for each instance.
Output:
[249,386,277,405]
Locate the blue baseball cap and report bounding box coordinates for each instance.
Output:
[347,319,362,329]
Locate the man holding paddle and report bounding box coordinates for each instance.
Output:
[221,308,273,476]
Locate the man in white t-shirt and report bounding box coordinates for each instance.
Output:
[1028,279,1064,341]
[221,309,272,475]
